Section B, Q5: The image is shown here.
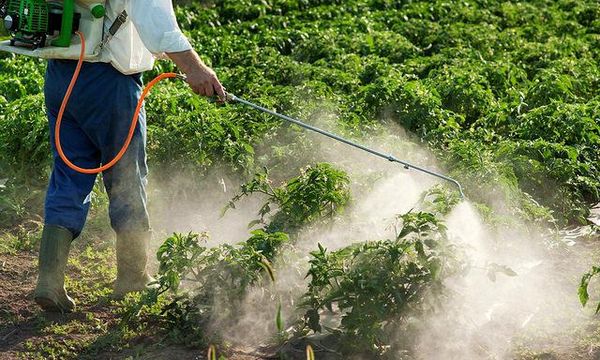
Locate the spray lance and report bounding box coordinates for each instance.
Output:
[0,2,464,198]
[220,92,466,199]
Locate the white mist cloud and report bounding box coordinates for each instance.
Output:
[412,202,593,359]
[144,102,594,358]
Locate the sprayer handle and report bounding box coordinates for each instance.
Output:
[176,74,233,103]
[206,91,233,103]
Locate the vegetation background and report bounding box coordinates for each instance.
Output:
[0,0,599,359]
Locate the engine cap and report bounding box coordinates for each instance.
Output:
[3,14,17,32]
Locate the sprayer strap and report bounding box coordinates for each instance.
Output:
[96,10,128,52]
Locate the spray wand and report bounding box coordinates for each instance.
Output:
[220,92,465,199]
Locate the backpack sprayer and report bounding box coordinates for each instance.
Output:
[0,1,465,198]
[0,0,105,56]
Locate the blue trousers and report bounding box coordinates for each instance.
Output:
[44,60,149,237]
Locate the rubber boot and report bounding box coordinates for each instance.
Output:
[112,231,156,299]
[33,225,76,313]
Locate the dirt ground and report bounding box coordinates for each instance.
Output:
[0,253,38,359]
[0,250,272,359]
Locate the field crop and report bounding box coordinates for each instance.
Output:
[0,0,599,359]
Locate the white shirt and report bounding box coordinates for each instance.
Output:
[101,0,192,75]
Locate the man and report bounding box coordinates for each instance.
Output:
[34,0,224,312]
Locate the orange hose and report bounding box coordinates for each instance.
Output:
[55,31,178,174]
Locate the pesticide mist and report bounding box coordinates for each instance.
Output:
[414,202,592,359]
[144,113,595,359]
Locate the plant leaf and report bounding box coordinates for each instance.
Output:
[276,303,284,332]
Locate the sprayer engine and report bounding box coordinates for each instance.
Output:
[0,0,105,57]
[1,0,82,49]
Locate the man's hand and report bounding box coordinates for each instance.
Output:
[167,50,226,100]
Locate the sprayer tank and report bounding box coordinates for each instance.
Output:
[0,0,106,59]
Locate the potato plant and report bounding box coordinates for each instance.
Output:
[124,165,469,355]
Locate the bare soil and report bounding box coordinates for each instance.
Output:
[0,251,266,359]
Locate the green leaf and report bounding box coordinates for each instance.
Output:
[276,303,284,332]
[207,344,217,360]
[306,344,315,360]
[578,266,600,307]
[247,219,262,229]
[258,257,276,282]
[487,263,518,282]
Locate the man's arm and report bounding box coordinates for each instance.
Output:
[130,0,225,99]
[167,50,226,99]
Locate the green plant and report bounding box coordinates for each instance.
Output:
[0,178,44,230]
[123,230,290,346]
[121,232,210,345]
[300,211,463,355]
[2,0,598,229]
[419,184,461,216]
[225,163,351,233]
